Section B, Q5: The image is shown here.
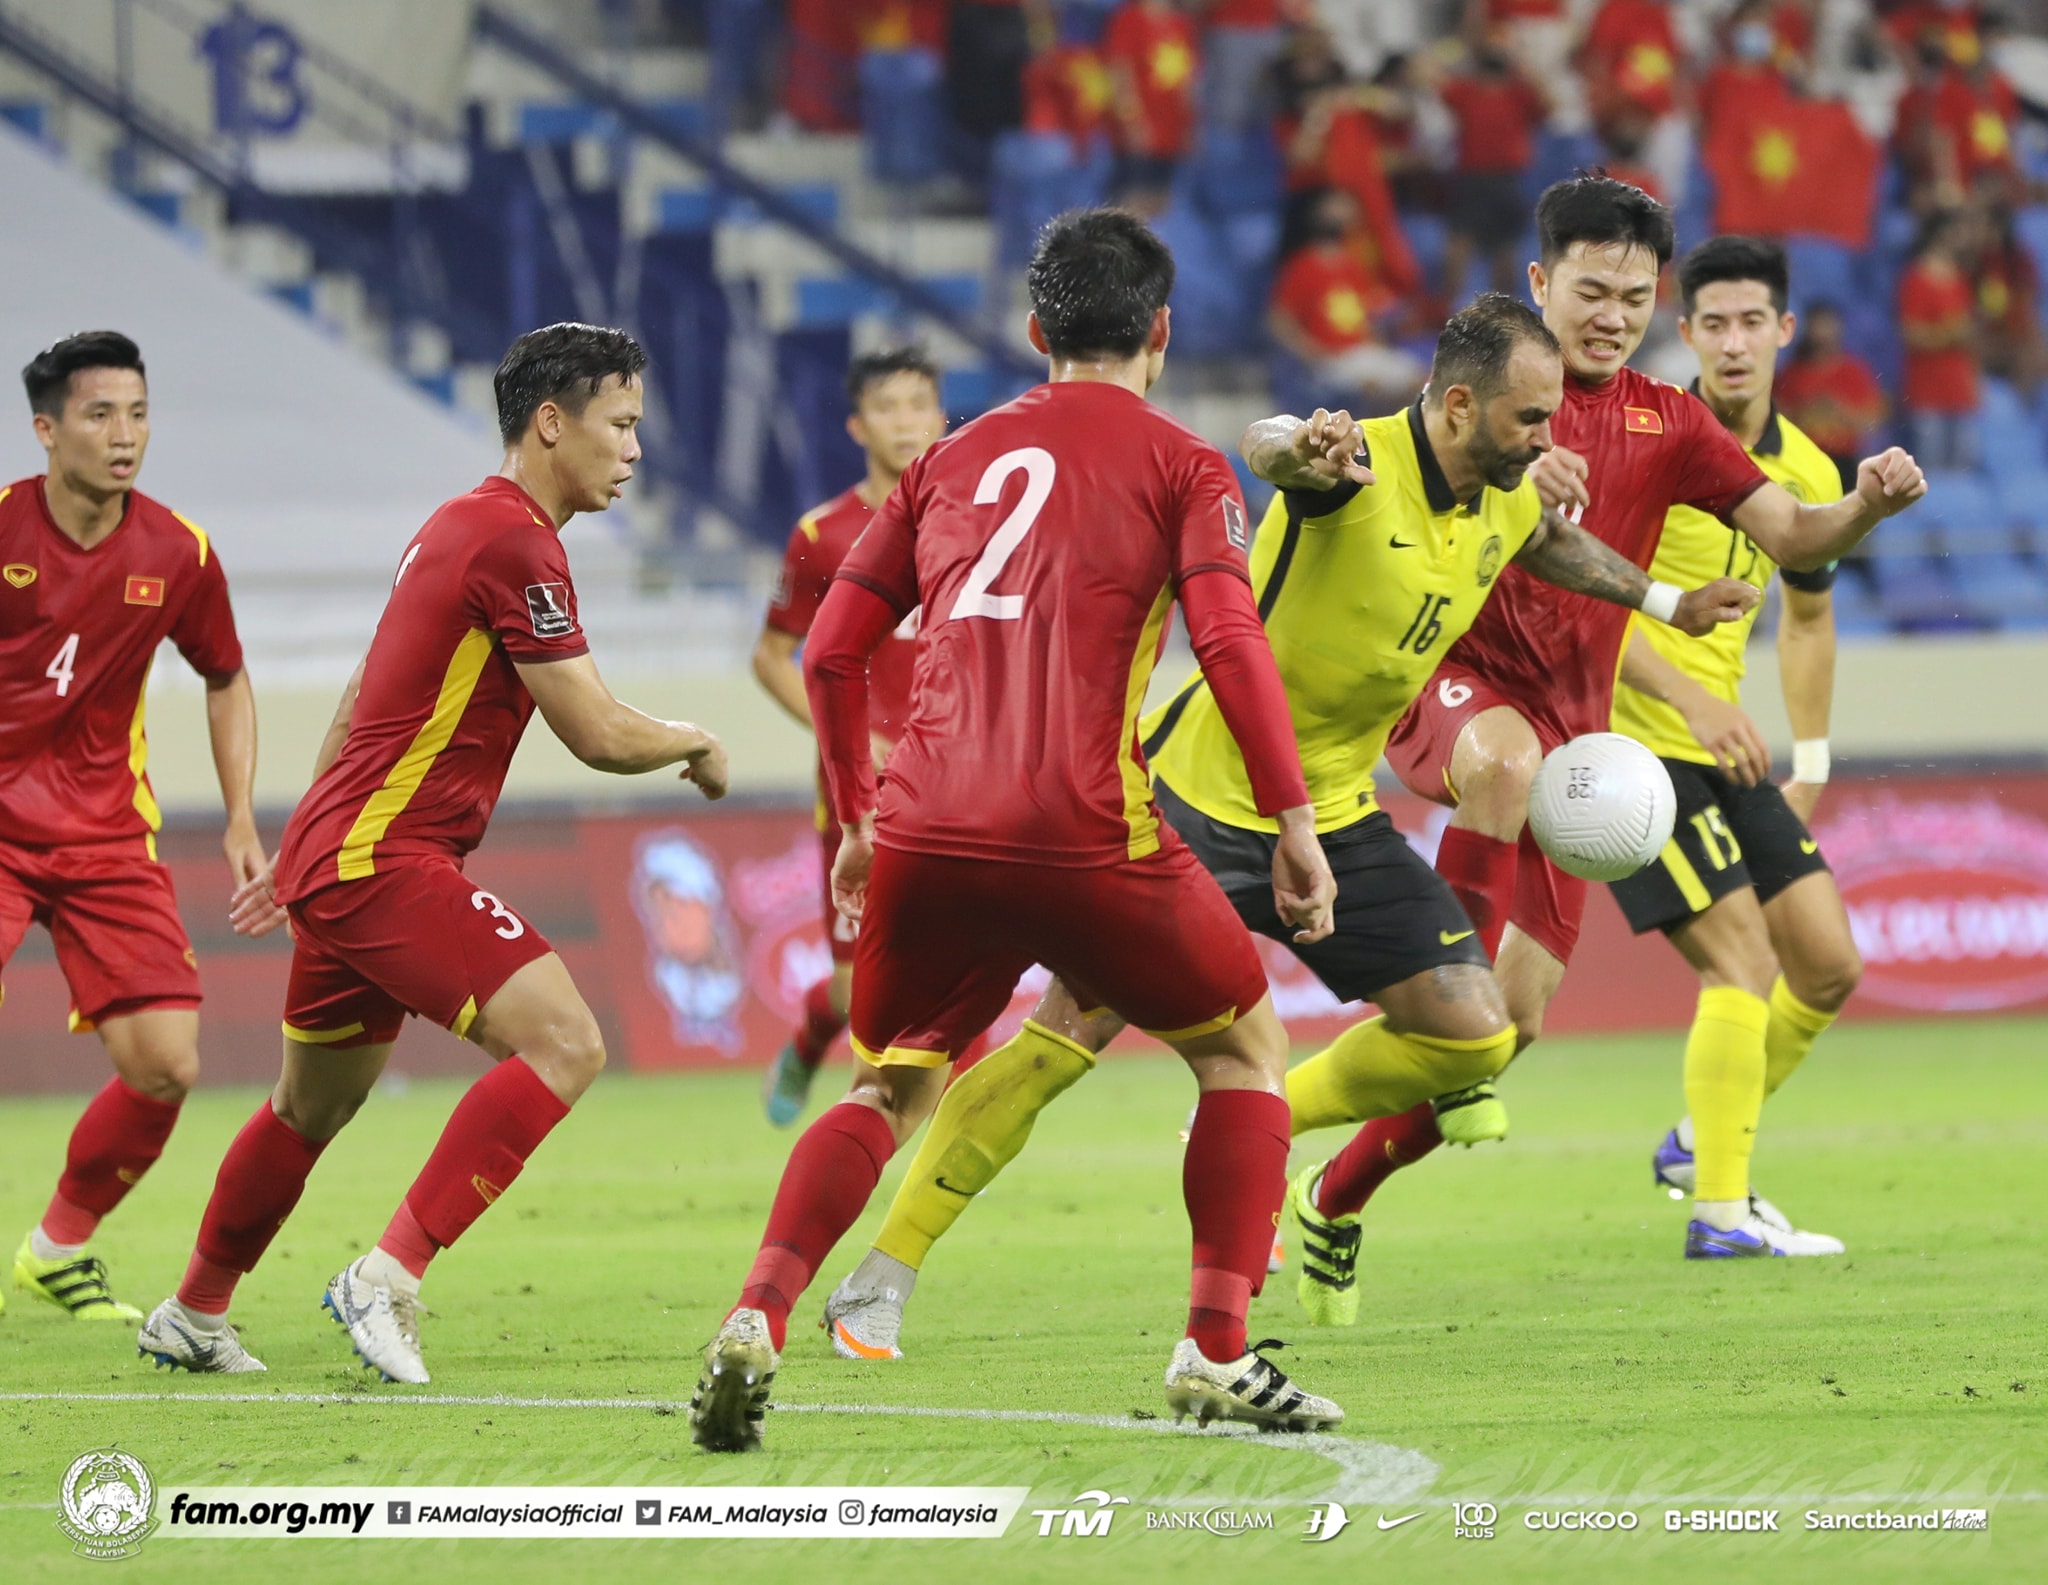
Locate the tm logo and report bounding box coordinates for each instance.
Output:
[1032,1490,1130,1538]
[1304,1502,1350,1542]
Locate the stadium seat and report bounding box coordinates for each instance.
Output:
[860,49,950,185]
[1977,379,2045,478]
[1824,562,1889,637]
[1950,551,2048,628]
[1915,470,2001,552]
[1189,128,1282,219]
[1785,240,1858,314]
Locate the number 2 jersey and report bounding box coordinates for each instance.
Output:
[1147,403,1544,834]
[274,476,590,904]
[830,379,1301,867]
[0,477,243,849]
[1426,366,1768,744]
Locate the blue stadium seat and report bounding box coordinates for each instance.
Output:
[1785,240,1858,314]
[1993,467,2048,538]
[861,49,949,185]
[1950,551,2048,628]
[1153,204,1254,358]
[1868,551,1979,631]
[1824,562,1889,637]
[989,130,1111,269]
[1188,128,1282,218]
[1913,470,1998,546]
[1977,379,2045,478]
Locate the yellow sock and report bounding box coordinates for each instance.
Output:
[1764,976,1837,1098]
[1684,985,1770,1205]
[1285,1016,1517,1137]
[870,1020,1095,1270]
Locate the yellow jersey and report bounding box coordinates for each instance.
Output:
[1610,404,1841,765]
[1144,403,1545,833]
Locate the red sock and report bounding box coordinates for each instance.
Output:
[401,1057,569,1256]
[737,1101,898,1350]
[1314,1103,1444,1218]
[377,1200,439,1279]
[793,979,847,1069]
[1434,826,1519,960]
[44,1077,183,1245]
[1182,1089,1290,1362]
[179,1101,328,1312]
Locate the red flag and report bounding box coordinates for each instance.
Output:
[1705,98,1880,248]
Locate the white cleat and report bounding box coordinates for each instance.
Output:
[822,1276,907,1361]
[690,1307,779,1452]
[1163,1336,1343,1432]
[322,1259,429,1383]
[1749,1196,1846,1255]
[136,1299,267,1373]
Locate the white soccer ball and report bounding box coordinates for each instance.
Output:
[1526,732,1677,883]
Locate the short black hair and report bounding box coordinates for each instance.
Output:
[494,322,647,445]
[1677,235,1790,314]
[23,330,146,418]
[1427,293,1561,405]
[1026,207,1176,360]
[846,347,941,408]
[1535,173,1675,270]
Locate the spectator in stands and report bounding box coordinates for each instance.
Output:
[1880,0,1985,65]
[1898,208,1984,468]
[947,1,1034,147]
[1268,186,1426,415]
[1975,200,2048,400]
[1465,0,1576,126]
[1432,37,1548,301]
[1777,302,1891,491]
[1266,11,1348,129]
[1103,0,1203,213]
[1198,0,1291,132]
[1699,0,1800,142]
[1933,16,2024,206]
[1022,6,1116,152]
[784,0,863,131]
[1275,57,1422,310]
[1579,0,1693,203]
[1598,106,1665,202]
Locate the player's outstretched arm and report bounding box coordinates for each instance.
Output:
[1513,510,1759,636]
[1618,629,1770,787]
[1731,448,1928,571]
[517,654,728,795]
[1777,583,1838,821]
[1240,409,1376,492]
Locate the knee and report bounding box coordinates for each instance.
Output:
[1789,949,1861,1014]
[272,1076,366,1142]
[126,1047,199,1105]
[1508,999,1544,1054]
[1703,940,1779,1001]
[535,1012,607,1099]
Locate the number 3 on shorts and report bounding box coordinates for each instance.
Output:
[470,888,526,940]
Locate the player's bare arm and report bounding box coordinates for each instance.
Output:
[1619,628,1770,786]
[516,653,727,792]
[1240,409,1376,491]
[1778,582,1837,821]
[750,626,813,729]
[1731,448,1927,570]
[1514,509,1759,636]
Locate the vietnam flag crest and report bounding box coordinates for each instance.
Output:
[1624,407,1663,435]
[1705,97,1879,247]
[124,574,165,606]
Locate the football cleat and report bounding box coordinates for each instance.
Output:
[322,1259,429,1383]
[1653,1128,1695,1197]
[1163,1336,1343,1432]
[690,1307,779,1452]
[761,1041,819,1129]
[821,1274,908,1361]
[1268,1234,1286,1276]
[13,1235,141,1320]
[137,1299,266,1373]
[1685,1203,1842,1259]
[1431,1081,1508,1146]
[1287,1161,1361,1328]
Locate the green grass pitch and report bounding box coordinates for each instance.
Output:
[2,1018,2042,1583]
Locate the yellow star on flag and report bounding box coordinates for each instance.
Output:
[1325,288,1366,337]
[1626,43,1674,87]
[1751,127,1798,187]
[1152,40,1193,91]
[1972,110,2009,159]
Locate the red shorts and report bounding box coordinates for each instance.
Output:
[1385,669,1589,965]
[819,819,858,966]
[848,838,1269,1067]
[281,858,554,1048]
[0,835,202,1029]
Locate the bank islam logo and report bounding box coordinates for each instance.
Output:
[57,1449,159,1561]
[1032,1490,1129,1537]
[1303,1502,1350,1541]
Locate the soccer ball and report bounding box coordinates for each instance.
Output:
[1526,733,1677,882]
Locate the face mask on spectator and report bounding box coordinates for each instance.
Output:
[1732,23,1773,63]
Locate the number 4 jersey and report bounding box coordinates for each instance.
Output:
[0,476,243,849]
[1147,403,1544,834]
[834,380,1267,868]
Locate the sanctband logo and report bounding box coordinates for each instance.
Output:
[57,1449,160,1561]
[1031,1490,1130,1538]
[1303,1502,1350,1542]
[1453,1501,1497,1539]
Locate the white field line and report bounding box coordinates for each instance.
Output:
[0,1390,1438,1506]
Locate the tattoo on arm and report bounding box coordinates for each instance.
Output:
[1241,416,1328,492]
[1512,518,1650,608]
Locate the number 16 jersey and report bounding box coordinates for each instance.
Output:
[1147,404,1543,835]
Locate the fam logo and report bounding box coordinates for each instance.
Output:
[1476,534,1504,588]
[1031,1490,1129,1538]
[629,831,745,1051]
[57,1448,159,1561]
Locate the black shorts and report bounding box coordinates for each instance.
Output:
[1608,758,1831,936]
[1156,780,1490,1003]
[1449,170,1526,250]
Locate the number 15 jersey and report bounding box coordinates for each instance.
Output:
[834,380,1255,868]
[1147,404,1543,834]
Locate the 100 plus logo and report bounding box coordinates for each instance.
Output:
[1453,1501,1497,1539]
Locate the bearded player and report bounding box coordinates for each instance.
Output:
[136,323,729,1379]
[1610,236,1863,1257]
[753,349,945,1126]
[689,208,1342,1452]
[1339,177,1923,1238]
[1,331,263,1322]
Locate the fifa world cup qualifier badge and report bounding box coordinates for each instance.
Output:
[57,1449,160,1560]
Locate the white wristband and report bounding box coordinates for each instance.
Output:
[1641,580,1683,624]
[1792,739,1831,785]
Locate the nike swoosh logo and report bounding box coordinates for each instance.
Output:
[1439,929,1475,945]
[934,1177,974,1197]
[1377,1512,1422,1530]
[1799,839,1818,854]
[1389,536,1416,549]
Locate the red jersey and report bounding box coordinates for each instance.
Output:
[1438,74,1547,173]
[275,477,589,902]
[832,381,1267,867]
[1443,368,1765,742]
[0,478,242,849]
[1899,259,1979,413]
[1777,352,1886,456]
[1271,244,1387,352]
[767,486,919,747]
[1103,4,1199,159]
[1582,0,1684,119]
